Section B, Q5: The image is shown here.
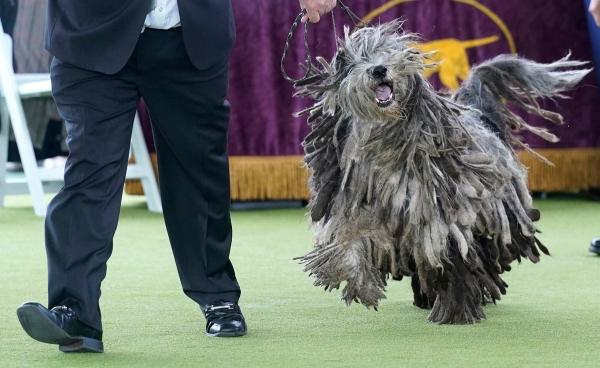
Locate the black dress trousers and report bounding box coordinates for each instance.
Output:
[45,28,240,331]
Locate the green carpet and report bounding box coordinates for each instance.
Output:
[1,195,599,368]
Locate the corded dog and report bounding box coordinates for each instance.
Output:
[293,22,590,324]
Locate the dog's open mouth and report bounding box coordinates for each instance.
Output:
[375,82,394,107]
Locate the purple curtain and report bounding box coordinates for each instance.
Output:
[226,0,600,155]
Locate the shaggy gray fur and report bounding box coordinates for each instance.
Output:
[294,22,590,324]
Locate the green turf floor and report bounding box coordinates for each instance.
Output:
[1,194,599,367]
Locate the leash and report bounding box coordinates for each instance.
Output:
[281,0,365,83]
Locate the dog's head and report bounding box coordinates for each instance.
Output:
[317,22,426,123]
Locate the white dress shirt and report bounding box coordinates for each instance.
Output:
[144,0,181,29]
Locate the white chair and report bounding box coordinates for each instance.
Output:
[0,22,162,216]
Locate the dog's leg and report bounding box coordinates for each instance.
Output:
[301,234,389,309]
[427,250,486,324]
[411,274,435,310]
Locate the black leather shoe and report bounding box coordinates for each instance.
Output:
[590,238,600,255]
[202,301,247,337]
[16,302,103,353]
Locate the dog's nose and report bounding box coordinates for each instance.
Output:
[371,65,388,79]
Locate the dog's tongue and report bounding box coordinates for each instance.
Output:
[376,84,392,100]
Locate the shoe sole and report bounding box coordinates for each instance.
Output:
[590,246,600,255]
[16,304,103,353]
[206,330,247,337]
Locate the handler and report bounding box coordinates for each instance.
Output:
[16,0,336,353]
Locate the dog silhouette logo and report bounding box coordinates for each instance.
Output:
[417,36,500,90]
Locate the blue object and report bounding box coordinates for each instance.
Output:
[585,0,600,84]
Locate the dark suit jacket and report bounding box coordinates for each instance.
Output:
[45,0,235,74]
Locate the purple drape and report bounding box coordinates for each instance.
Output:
[225,0,600,155]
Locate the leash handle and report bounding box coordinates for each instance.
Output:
[281,0,365,83]
[281,9,312,83]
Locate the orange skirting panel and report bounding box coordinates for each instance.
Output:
[517,148,600,192]
[125,148,600,199]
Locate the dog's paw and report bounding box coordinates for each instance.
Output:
[413,291,435,310]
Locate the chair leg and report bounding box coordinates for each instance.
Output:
[0,101,9,208]
[0,72,46,216]
[130,113,162,213]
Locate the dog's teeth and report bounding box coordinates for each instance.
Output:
[375,93,394,107]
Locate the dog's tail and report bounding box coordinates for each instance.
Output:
[455,54,591,160]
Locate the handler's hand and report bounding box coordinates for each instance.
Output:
[591,0,600,26]
[299,0,337,23]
